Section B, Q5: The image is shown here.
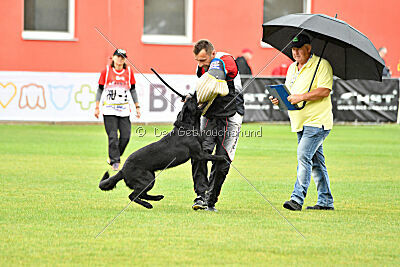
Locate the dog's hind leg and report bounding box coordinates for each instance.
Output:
[137,179,164,201]
[126,170,160,209]
[129,191,153,209]
[140,193,164,201]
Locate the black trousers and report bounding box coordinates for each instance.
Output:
[191,117,232,207]
[103,115,131,164]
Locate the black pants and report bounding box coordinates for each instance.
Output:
[191,117,232,207]
[103,115,131,164]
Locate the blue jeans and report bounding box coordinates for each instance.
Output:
[291,126,334,207]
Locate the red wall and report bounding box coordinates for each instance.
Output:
[1,0,399,76]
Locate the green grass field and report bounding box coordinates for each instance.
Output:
[1,123,399,266]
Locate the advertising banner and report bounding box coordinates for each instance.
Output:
[1,71,398,123]
[241,77,289,122]
[332,78,399,122]
[242,77,399,123]
[0,71,196,122]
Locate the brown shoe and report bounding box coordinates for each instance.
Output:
[283,200,302,211]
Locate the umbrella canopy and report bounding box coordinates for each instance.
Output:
[262,13,385,81]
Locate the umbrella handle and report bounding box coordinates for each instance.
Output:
[296,101,307,110]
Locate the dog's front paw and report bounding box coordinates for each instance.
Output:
[216,155,229,161]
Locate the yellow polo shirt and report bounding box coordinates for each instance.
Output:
[285,55,333,132]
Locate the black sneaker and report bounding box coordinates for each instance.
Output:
[192,197,207,210]
[205,206,218,212]
[306,204,334,210]
[283,200,302,211]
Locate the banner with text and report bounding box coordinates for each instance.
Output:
[1,72,398,123]
[0,71,196,122]
[241,77,289,122]
[332,78,399,122]
[241,77,399,123]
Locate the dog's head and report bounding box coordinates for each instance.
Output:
[174,92,202,128]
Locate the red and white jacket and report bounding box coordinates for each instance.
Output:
[98,65,135,117]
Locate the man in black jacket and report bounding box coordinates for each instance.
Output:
[191,39,243,212]
[235,49,253,116]
[236,48,253,76]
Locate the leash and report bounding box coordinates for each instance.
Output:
[151,68,186,101]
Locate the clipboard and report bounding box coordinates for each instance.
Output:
[266,84,302,111]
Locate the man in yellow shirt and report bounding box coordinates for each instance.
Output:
[270,34,334,211]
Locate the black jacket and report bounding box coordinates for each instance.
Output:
[236,56,252,76]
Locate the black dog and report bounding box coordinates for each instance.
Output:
[99,94,226,209]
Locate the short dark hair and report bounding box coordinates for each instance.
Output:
[193,39,214,55]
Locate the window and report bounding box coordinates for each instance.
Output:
[142,0,193,45]
[261,0,310,47]
[22,0,75,41]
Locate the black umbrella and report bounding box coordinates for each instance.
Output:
[262,13,385,81]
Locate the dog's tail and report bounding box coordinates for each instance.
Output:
[99,171,124,191]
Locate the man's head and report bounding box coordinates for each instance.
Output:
[242,48,253,61]
[378,47,387,59]
[290,34,312,65]
[193,39,216,71]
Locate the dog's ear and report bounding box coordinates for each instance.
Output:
[187,97,197,112]
[177,105,186,122]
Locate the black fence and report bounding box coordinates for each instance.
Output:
[242,77,400,123]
